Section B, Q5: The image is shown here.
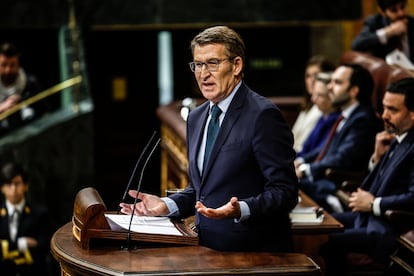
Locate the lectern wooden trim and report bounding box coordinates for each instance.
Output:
[72,187,198,249]
[51,222,321,276]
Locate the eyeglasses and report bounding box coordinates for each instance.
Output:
[188,57,235,73]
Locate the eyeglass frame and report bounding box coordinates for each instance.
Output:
[188,56,236,73]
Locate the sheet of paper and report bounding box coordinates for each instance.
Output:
[386,49,414,70]
[104,214,183,236]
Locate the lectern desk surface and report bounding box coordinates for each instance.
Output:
[51,222,320,276]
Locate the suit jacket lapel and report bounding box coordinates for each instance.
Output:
[369,129,414,195]
[375,136,412,195]
[188,102,209,180]
[201,83,246,181]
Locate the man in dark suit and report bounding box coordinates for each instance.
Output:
[0,162,50,275]
[319,77,414,275]
[120,26,298,252]
[0,42,50,135]
[295,64,381,212]
[352,0,414,63]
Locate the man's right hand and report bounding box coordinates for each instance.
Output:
[386,19,408,38]
[371,130,396,164]
[0,94,21,113]
[119,190,169,216]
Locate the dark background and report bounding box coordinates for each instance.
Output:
[0,0,361,28]
[0,0,361,247]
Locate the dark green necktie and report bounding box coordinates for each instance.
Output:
[204,105,222,167]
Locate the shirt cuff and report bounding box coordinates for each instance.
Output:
[299,163,313,182]
[368,156,377,172]
[234,201,251,223]
[372,197,381,216]
[295,157,305,164]
[17,237,28,252]
[376,28,388,44]
[161,197,180,216]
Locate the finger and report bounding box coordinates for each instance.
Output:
[119,206,132,215]
[230,197,238,205]
[119,202,130,209]
[195,201,205,209]
[128,190,138,198]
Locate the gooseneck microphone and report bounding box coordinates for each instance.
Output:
[123,135,161,250]
[119,131,158,209]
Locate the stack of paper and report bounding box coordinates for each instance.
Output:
[289,206,324,224]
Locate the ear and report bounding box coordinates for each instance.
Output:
[232,56,243,76]
[409,110,414,122]
[349,85,360,99]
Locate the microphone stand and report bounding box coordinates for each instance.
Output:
[118,131,157,213]
[122,137,161,251]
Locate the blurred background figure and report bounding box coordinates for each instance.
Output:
[292,55,336,152]
[0,161,51,276]
[296,72,341,159]
[296,64,382,213]
[0,42,49,136]
[352,0,414,63]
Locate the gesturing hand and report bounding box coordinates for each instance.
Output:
[119,190,169,217]
[195,197,241,219]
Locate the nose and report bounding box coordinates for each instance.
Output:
[327,81,333,92]
[200,65,211,77]
[382,109,390,120]
[396,7,407,18]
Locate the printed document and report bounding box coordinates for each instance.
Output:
[104,214,183,236]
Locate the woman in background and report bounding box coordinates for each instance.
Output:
[292,55,336,152]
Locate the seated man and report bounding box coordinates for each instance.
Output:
[319,77,414,275]
[352,0,414,63]
[295,64,382,213]
[0,42,49,135]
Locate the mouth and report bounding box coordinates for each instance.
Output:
[384,122,397,134]
[201,82,215,90]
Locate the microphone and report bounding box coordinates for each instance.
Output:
[119,131,158,208]
[123,135,161,250]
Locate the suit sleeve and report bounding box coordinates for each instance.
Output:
[352,15,385,52]
[244,107,299,217]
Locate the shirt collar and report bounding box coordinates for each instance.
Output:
[209,81,242,114]
[5,199,25,215]
[396,132,408,144]
[341,102,360,119]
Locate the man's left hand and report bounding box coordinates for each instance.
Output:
[195,197,241,219]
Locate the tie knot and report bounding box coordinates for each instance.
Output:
[10,209,19,219]
[210,105,222,121]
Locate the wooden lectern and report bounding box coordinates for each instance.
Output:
[71,187,198,249]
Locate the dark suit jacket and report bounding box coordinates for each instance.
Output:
[357,127,414,232]
[329,127,414,262]
[0,74,50,136]
[0,201,50,275]
[297,111,341,158]
[351,14,414,62]
[304,104,380,179]
[170,81,298,252]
